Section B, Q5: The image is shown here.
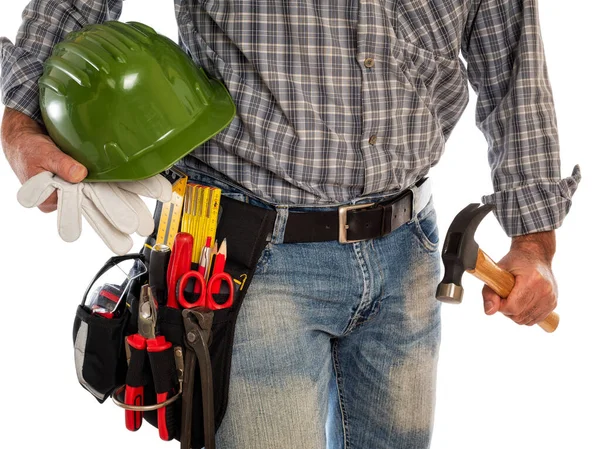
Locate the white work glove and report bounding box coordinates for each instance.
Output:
[17,171,173,255]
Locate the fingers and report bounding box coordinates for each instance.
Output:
[41,137,88,183]
[55,182,84,242]
[82,199,134,255]
[494,271,557,326]
[83,182,156,240]
[38,191,59,213]
[118,174,173,202]
[82,183,139,235]
[17,171,84,243]
[10,132,88,184]
[3,110,155,255]
[481,285,502,315]
[16,171,57,207]
[119,189,156,236]
[3,109,88,212]
[35,139,80,210]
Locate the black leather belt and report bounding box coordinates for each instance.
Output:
[282,178,431,243]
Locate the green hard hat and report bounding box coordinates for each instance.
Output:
[39,21,236,181]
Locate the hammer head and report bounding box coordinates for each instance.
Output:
[436,203,494,304]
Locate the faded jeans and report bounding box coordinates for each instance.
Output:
[185,165,442,449]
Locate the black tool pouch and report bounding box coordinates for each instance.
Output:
[138,196,276,447]
[125,195,276,448]
[174,196,275,447]
[73,257,147,403]
[73,305,131,403]
[72,182,275,448]
[191,195,276,445]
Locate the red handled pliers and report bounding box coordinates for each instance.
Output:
[124,285,180,441]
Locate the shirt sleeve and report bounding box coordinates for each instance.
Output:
[461,0,581,237]
[0,0,123,122]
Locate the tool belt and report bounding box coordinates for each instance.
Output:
[71,168,430,448]
[73,188,276,448]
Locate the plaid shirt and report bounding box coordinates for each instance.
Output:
[1,0,580,236]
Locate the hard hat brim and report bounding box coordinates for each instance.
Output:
[85,82,236,182]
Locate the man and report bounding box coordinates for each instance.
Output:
[0,1,580,449]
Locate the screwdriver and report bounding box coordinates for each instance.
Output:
[149,244,171,307]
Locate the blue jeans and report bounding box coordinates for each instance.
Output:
[185,166,442,449]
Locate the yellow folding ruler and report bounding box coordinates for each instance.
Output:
[156,167,188,249]
[180,183,222,264]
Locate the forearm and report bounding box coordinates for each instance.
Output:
[2,106,68,185]
[511,230,556,265]
[2,107,43,174]
[2,107,44,147]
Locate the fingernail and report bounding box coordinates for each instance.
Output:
[69,164,86,180]
[484,301,494,314]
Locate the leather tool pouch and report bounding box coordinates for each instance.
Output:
[72,190,276,448]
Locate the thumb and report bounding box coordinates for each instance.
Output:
[482,285,502,315]
[38,137,87,183]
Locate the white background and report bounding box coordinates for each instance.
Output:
[0,1,597,448]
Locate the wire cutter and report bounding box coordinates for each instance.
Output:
[124,285,155,432]
[124,285,180,441]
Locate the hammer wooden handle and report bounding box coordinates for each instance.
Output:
[467,249,559,333]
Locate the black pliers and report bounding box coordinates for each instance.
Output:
[181,308,215,449]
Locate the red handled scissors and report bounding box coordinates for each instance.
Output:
[176,271,234,310]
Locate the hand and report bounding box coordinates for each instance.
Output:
[482,231,558,326]
[1,107,88,212]
[17,171,173,255]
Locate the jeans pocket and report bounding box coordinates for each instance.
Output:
[412,200,440,252]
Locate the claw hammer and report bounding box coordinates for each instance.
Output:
[435,203,559,333]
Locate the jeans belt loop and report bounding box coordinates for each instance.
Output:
[271,206,289,244]
[411,184,418,221]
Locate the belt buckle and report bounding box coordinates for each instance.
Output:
[338,203,375,244]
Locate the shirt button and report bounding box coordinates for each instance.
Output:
[364,57,375,68]
[368,135,377,145]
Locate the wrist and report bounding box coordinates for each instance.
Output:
[1,107,44,148]
[510,230,556,265]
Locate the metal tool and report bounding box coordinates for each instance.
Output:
[177,270,234,310]
[124,285,157,431]
[175,241,233,447]
[150,244,171,307]
[436,203,560,333]
[122,286,182,440]
[181,308,215,449]
[156,167,189,249]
